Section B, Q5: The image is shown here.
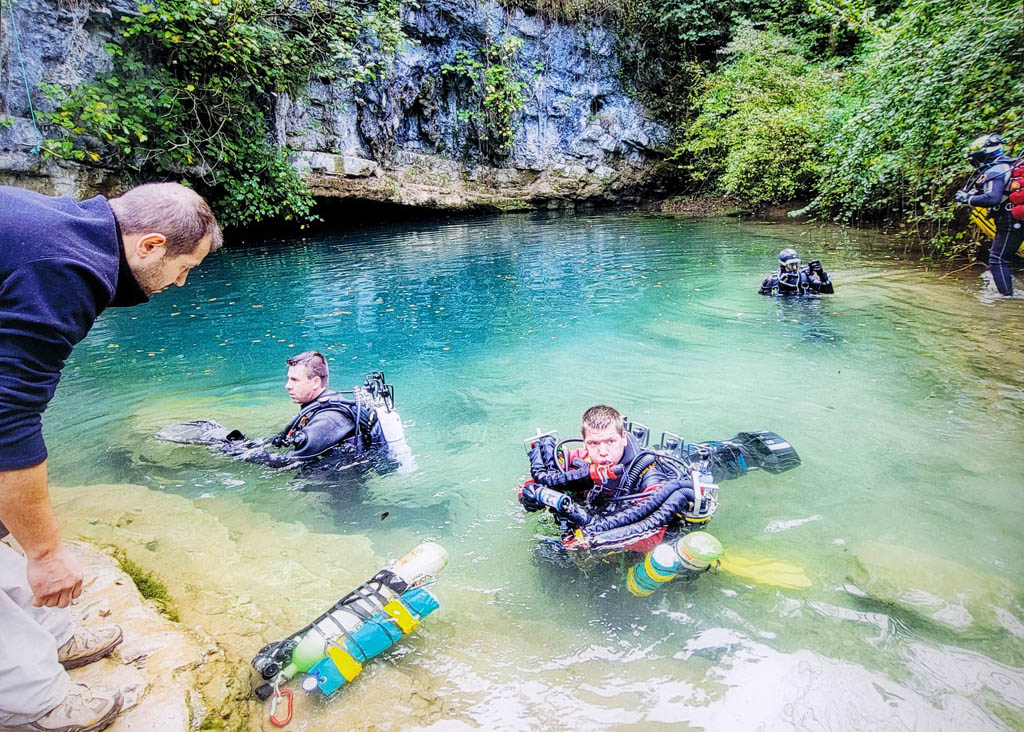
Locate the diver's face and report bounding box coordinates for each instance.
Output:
[583,424,627,466]
[783,259,801,273]
[286,365,323,404]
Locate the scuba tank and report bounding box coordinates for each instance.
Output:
[374,403,416,474]
[251,542,447,701]
[358,371,417,473]
[627,531,723,597]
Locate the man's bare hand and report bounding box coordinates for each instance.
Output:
[0,460,84,607]
[26,544,83,608]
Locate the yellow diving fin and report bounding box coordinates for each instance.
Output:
[718,554,811,590]
[969,206,996,239]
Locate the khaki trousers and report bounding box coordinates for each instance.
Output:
[0,541,71,726]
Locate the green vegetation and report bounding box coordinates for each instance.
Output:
[113,549,180,622]
[814,0,1023,256]
[40,0,407,228]
[34,0,1024,254]
[442,37,527,161]
[678,27,840,206]
[512,0,1024,257]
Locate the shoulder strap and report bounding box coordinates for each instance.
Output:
[274,390,357,444]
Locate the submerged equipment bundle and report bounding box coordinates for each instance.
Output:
[251,542,447,717]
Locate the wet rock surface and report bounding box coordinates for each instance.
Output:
[1,0,668,209]
[847,541,1024,663]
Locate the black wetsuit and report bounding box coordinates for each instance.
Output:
[522,434,695,552]
[274,390,359,461]
[158,389,389,470]
[759,265,834,296]
[960,155,1021,295]
[236,389,387,469]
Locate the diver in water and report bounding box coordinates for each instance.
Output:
[955,133,1022,296]
[518,405,800,554]
[158,352,404,470]
[269,351,387,463]
[759,248,834,296]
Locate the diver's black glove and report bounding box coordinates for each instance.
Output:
[955,190,970,204]
[519,483,545,512]
[807,260,823,275]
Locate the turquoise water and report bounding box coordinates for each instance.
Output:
[47,212,1024,730]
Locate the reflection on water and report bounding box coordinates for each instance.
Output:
[47,212,1024,730]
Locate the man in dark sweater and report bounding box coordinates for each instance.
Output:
[0,183,221,732]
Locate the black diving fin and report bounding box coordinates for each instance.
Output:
[156,420,246,446]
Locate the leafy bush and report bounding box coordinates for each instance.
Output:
[40,0,407,228]
[814,0,1024,255]
[442,37,527,161]
[679,27,841,204]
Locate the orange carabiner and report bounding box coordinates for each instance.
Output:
[269,687,293,727]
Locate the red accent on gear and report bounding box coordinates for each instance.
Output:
[624,526,667,554]
[561,533,589,550]
[269,688,293,727]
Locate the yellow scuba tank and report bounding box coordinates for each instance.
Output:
[970,206,996,239]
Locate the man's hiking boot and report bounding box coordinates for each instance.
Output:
[57,625,123,670]
[4,682,122,732]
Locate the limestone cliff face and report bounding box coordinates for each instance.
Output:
[0,0,668,209]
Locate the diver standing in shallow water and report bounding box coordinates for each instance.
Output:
[955,133,1022,297]
[759,248,834,296]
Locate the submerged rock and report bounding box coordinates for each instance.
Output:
[847,541,1024,649]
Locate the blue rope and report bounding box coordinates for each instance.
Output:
[4,0,44,154]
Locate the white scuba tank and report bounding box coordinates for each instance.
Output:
[375,403,417,474]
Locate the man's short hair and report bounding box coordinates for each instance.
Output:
[582,405,624,437]
[286,351,329,385]
[109,182,223,257]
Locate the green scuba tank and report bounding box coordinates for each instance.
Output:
[627,532,723,597]
[283,632,326,678]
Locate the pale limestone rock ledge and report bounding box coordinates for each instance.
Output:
[301,150,655,211]
[51,541,219,732]
[0,150,658,214]
[0,153,123,201]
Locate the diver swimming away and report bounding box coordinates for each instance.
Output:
[158,354,413,473]
[518,406,801,595]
